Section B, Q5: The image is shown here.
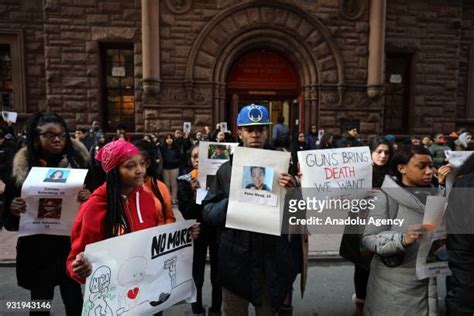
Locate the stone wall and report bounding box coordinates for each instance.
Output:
[156,0,377,135]
[0,0,45,116]
[1,0,472,136]
[386,0,462,135]
[42,0,142,130]
[456,0,474,125]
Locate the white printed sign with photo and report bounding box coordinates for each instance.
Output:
[82,220,197,315]
[1,111,17,123]
[219,122,228,133]
[318,129,325,140]
[446,151,474,195]
[183,122,192,134]
[416,196,451,279]
[197,141,238,204]
[19,167,89,237]
[226,147,291,236]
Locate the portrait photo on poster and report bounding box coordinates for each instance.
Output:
[43,169,70,183]
[37,198,63,219]
[426,238,448,263]
[183,122,191,134]
[208,144,230,160]
[242,166,273,192]
[220,122,228,133]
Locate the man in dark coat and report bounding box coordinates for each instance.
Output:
[202,104,308,315]
[446,154,474,315]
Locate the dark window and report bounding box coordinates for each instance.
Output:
[0,44,12,109]
[100,43,135,132]
[0,32,26,112]
[384,53,413,134]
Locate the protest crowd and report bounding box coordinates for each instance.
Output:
[0,104,473,316]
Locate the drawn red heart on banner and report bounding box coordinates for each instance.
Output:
[127,287,139,299]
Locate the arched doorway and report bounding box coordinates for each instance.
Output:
[226,50,302,137]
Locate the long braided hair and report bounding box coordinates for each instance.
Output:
[104,168,130,238]
[133,140,167,213]
[24,112,85,169]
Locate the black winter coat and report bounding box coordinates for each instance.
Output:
[161,145,181,170]
[446,173,474,314]
[202,157,303,312]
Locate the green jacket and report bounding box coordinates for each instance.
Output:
[428,143,450,168]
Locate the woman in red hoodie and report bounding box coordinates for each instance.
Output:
[66,140,199,284]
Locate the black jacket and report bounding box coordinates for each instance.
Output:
[446,173,474,315]
[336,135,365,148]
[0,139,16,182]
[161,145,181,170]
[177,177,204,223]
[202,156,302,312]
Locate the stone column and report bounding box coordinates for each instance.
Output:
[141,0,160,96]
[367,0,386,99]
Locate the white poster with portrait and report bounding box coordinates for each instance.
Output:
[416,196,451,279]
[226,147,291,236]
[196,141,238,204]
[183,122,192,134]
[445,151,474,195]
[82,220,197,316]
[2,111,17,123]
[19,167,89,237]
[219,122,228,133]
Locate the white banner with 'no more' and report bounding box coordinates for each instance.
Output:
[82,220,197,316]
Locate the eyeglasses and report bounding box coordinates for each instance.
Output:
[39,132,68,141]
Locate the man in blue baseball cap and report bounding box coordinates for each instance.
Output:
[235,104,272,148]
[202,104,308,315]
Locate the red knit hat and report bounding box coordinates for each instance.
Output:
[95,140,140,173]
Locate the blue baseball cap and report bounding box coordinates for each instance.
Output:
[237,104,272,127]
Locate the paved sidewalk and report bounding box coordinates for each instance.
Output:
[0,230,16,264]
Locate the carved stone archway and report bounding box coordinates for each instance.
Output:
[185,1,345,128]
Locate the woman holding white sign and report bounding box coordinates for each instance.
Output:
[67,141,199,286]
[4,112,91,315]
[362,145,450,315]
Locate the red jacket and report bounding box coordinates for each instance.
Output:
[66,183,159,284]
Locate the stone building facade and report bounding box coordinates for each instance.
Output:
[0,0,473,137]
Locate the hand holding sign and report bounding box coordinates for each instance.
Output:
[191,223,200,240]
[436,164,453,185]
[403,224,427,246]
[278,172,297,191]
[9,197,26,216]
[72,252,92,280]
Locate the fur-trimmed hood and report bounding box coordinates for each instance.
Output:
[12,138,90,187]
